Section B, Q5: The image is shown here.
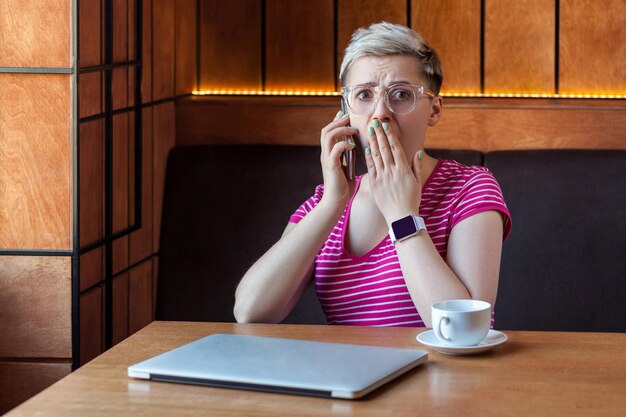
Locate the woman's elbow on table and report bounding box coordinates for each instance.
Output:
[233,295,281,324]
[233,281,256,323]
[233,295,255,323]
[233,309,252,324]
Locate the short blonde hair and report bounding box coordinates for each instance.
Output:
[339,22,443,94]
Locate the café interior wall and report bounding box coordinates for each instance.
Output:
[0,0,624,414]
[180,0,626,150]
[76,0,196,370]
[0,0,194,413]
[0,0,73,412]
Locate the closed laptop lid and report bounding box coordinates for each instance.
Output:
[128,333,427,399]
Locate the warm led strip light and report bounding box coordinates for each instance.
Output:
[193,89,339,96]
[446,92,626,99]
[192,89,626,99]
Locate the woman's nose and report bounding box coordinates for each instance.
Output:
[371,93,392,121]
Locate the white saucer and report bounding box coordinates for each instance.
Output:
[416,330,508,355]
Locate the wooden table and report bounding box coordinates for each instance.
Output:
[6,322,626,416]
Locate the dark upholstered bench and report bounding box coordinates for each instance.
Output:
[486,150,626,332]
[156,145,327,324]
[156,145,626,332]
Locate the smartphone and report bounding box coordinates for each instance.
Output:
[341,98,356,180]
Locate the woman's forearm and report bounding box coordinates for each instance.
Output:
[234,199,345,323]
[394,212,503,327]
[394,232,470,327]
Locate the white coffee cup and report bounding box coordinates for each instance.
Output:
[431,299,492,346]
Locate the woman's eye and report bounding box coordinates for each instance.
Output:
[355,90,374,101]
[391,89,412,101]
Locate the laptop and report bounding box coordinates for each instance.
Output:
[128,333,428,399]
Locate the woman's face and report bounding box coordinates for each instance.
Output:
[343,55,442,161]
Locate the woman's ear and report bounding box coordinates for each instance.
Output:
[427,96,443,127]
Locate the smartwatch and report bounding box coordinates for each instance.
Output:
[388,215,427,244]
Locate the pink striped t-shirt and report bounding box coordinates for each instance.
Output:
[289,159,512,327]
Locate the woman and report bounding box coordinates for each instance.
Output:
[234,22,511,328]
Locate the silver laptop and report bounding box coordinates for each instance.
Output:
[128,333,427,399]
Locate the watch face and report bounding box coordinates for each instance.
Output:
[392,216,417,240]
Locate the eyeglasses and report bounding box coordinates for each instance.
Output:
[341,83,436,115]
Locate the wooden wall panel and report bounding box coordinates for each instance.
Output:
[152,102,176,252]
[78,72,102,118]
[337,0,407,84]
[142,0,153,102]
[129,107,154,264]
[176,97,337,145]
[198,0,262,91]
[73,0,171,364]
[427,102,626,150]
[412,0,481,93]
[193,0,626,97]
[112,272,129,345]
[112,113,130,274]
[80,247,103,292]
[113,0,129,62]
[0,74,71,250]
[0,362,71,415]
[127,0,136,61]
[153,0,175,100]
[560,0,626,94]
[112,68,128,110]
[152,257,159,317]
[127,67,136,107]
[113,113,130,237]
[176,97,626,150]
[485,0,554,94]
[79,0,102,67]
[79,286,103,366]
[79,119,104,247]
[128,114,136,227]
[129,260,154,334]
[0,0,71,67]
[0,257,71,358]
[266,0,335,91]
[176,0,197,95]
[112,232,129,275]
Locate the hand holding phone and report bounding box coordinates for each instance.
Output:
[341,99,356,180]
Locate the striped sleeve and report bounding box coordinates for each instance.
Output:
[450,168,512,240]
[289,184,325,224]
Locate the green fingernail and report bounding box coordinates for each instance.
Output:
[382,122,389,131]
[365,147,371,155]
[342,113,350,119]
[372,119,380,128]
[418,150,423,160]
[368,127,374,136]
[349,126,358,131]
